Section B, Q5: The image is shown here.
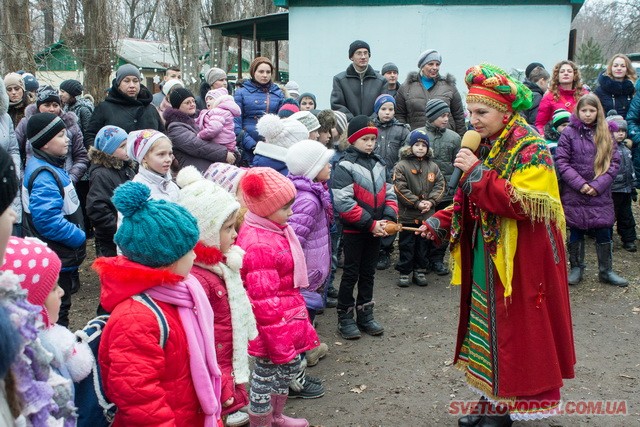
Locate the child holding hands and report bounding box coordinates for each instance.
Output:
[393,129,445,287]
[330,115,398,340]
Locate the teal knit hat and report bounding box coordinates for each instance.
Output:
[113,181,199,267]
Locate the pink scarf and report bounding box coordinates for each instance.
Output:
[243,211,309,289]
[146,275,222,426]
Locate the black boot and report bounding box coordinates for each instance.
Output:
[376,251,391,270]
[70,269,81,294]
[458,396,487,427]
[596,242,628,287]
[337,308,361,340]
[356,302,384,336]
[567,239,585,285]
[478,413,512,427]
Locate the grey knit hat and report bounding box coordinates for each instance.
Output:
[381,62,398,75]
[115,64,141,86]
[205,67,226,86]
[417,49,442,69]
[425,99,450,122]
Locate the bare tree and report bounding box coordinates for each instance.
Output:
[39,0,55,45]
[165,0,201,91]
[80,0,113,101]
[124,0,161,39]
[0,0,36,72]
[60,0,80,41]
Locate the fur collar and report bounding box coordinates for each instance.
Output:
[88,146,133,169]
[399,144,433,160]
[163,106,197,128]
[597,72,635,96]
[405,71,456,86]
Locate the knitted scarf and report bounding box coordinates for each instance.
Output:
[243,211,309,289]
[196,245,258,384]
[449,114,565,298]
[146,275,222,426]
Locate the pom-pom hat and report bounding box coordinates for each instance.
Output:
[113,181,199,267]
[257,115,308,148]
[347,115,378,144]
[94,126,128,155]
[285,140,335,180]
[127,129,168,163]
[240,167,296,217]
[465,63,533,113]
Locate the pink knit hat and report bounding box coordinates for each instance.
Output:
[1,237,62,323]
[205,87,229,108]
[203,162,247,195]
[240,167,296,217]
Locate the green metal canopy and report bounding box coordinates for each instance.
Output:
[204,12,288,42]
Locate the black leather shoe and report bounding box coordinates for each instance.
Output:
[458,414,482,427]
[623,241,637,252]
[478,413,512,427]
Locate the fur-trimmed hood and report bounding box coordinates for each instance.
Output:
[399,144,433,160]
[404,71,456,86]
[88,146,135,170]
[23,102,79,128]
[93,256,185,312]
[163,106,198,128]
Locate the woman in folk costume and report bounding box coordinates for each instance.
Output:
[420,64,575,426]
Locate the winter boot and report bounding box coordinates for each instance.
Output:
[225,410,250,427]
[458,396,487,427]
[337,308,361,339]
[356,302,384,336]
[412,270,428,286]
[248,409,272,427]
[376,250,391,270]
[306,342,328,367]
[567,240,585,285]
[271,394,309,427]
[596,242,628,287]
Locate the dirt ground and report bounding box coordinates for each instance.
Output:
[70,235,640,427]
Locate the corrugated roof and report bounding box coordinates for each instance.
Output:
[117,38,178,70]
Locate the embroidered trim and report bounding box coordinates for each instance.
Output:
[461,164,487,195]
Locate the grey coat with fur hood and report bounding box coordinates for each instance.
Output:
[395,72,466,136]
[0,82,22,219]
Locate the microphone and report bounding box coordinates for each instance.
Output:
[448,130,482,194]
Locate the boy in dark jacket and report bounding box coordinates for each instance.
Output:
[393,129,445,287]
[87,126,135,257]
[22,112,86,327]
[331,115,398,340]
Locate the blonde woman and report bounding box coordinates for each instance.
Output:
[594,54,637,118]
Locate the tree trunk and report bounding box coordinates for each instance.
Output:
[81,0,113,102]
[0,0,36,73]
[60,0,79,41]
[166,0,201,93]
[40,0,55,45]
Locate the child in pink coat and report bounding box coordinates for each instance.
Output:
[197,87,241,153]
[236,167,319,427]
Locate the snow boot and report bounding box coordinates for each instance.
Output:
[596,242,628,287]
[337,308,361,339]
[248,409,272,427]
[271,394,309,427]
[356,302,384,336]
[567,239,585,285]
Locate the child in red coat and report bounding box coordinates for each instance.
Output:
[236,167,320,427]
[177,166,258,427]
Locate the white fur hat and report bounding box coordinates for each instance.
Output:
[290,111,320,132]
[162,79,185,96]
[256,114,308,149]
[176,166,240,247]
[285,140,335,180]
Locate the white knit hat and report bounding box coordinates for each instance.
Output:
[284,80,300,97]
[177,166,240,247]
[257,114,308,149]
[162,79,185,96]
[285,140,335,180]
[290,111,320,132]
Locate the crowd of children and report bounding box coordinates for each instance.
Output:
[1,51,638,426]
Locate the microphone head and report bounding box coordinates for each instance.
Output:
[461,130,482,151]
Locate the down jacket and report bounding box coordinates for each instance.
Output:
[331,145,398,233]
[555,115,620,229]
[0,87,22,219]
[288,175,332,300]
[627,81,640,182]
[611,141,636,193]
[84,82,163,147]
[522,80,545,126]
[373,117,410,172]
[236,222,319,364]
[64,97,94,138]
[393,146,445,224]
[196,96,241,150]
[417,122,461,204]
[95,256,205,427]
[330,64,387,120]
[163,107,228,173]
[234,79,284,165]
[395,71,466,136]
[15,103,89,182]
[594,72,635,119]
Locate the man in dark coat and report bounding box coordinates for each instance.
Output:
[330,40,386,120]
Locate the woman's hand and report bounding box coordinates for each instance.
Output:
[417,224,435,240]
[226,151,236,164]
[453,148,479,173]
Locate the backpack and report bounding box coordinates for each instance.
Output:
[74,293,169,427]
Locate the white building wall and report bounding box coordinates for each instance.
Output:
[288,5,573,110]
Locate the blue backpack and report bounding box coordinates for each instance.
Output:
[74,294,169,427]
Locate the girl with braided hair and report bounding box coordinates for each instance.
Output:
[420,64,575,426]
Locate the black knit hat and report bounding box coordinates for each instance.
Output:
[347,115,378,144]
[349,40,370,58]
[525,62,545,80]
[60,79,83,97]
[169,87,194,109]
[36,85,61,108]
[27,112,66,150]
[0,147,18,214]
[381,62,398,75]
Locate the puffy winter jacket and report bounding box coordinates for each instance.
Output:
[132,167,180,202]
[611,141,636,193]
[393,146,445,224]
[84,83,163,147]
[252,142,289,175]
[395,71,466,136]
[331,145,398,233]
[627,82,640,183]
[330,64,387,120]
[0,87,22,220]
[555,115,620,229]
[416,122,461,204]
[95,257,206,427]
[22,154,86,268]
[288,175,332,294]
[86,148,135,254]
[64,97,94,139]
[522,80,545,126]
[594,72,635,119]
[234,79,284,165]
[373,117,410,173]
[163,107,228,173]
[536,87,585,134]
[16,103,89,182]
[236,222,319,364]
[196,97,241,151]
